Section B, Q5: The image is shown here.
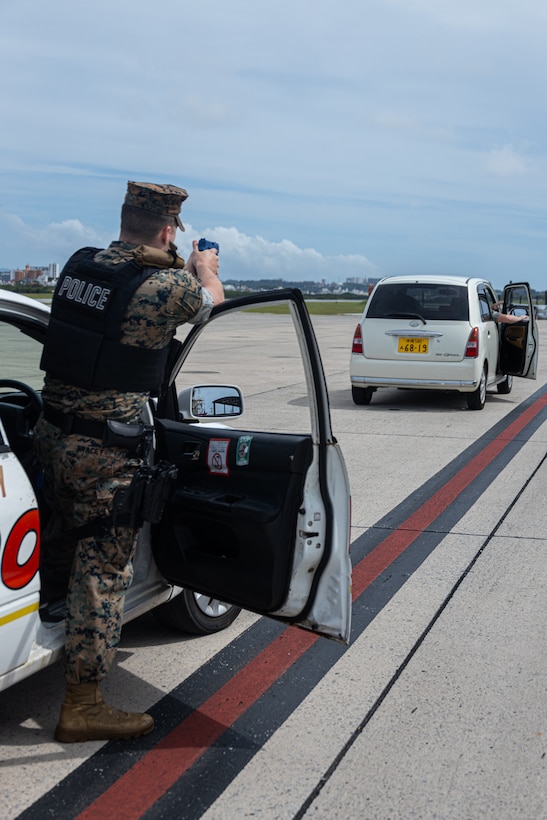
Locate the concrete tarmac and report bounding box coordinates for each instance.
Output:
[196,314,547,819]
[201,407,547,820]
[1,309,546,819]
[308,469,547,819]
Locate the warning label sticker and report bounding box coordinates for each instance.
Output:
[207,439,230,475]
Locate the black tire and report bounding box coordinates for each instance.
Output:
[154,589,241,635]
[467,364,487,410]
[352,385,373,405]
[497,374,513,395]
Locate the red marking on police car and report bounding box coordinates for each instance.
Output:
[1,508,40,590]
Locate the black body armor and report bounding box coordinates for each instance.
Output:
[40,247,171,393]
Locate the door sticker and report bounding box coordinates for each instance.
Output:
[236,435,253,466]
[207,439,230,475]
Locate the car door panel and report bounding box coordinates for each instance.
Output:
[153,419,313,612]
[501,282,539,378]
[0,420,41,679]
[153,289,352,644]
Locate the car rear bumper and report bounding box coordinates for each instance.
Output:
[349,352,486,392]
[350,375,478,391]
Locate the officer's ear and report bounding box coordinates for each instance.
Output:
[159,223,176,247]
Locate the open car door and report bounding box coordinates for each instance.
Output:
[151,289,352,644]
[500,282,539,379]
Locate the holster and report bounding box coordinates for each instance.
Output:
[112,461,178,529]
[103,419,153,457]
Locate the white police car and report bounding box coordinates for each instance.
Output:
[0,288,352,692]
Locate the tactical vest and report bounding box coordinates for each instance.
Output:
[40,247,172,393]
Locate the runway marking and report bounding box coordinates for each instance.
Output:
[352,392,547,595]
[22,389,547,820]
[78,628,318,820]
[75,391,547,820]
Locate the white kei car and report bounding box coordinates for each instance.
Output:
[0,287,352,692]
[350,276,539,410]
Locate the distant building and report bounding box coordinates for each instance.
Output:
[11,265,44,282]
[7,263,58,284]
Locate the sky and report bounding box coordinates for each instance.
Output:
[1,0,547,290]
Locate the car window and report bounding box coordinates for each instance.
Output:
[0,323,45,392]
[367,283,469,321]
[477,285,495,322]
[505,284,530,316]
[175,305,312,435]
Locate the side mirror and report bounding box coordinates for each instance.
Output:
[177,384,244,421]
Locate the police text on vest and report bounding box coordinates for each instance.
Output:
[58,276,111,310]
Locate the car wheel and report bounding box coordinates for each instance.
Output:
[352,386,373,405]
[467,364,487,410]
[154,588,241,635]
[497,374,513,395]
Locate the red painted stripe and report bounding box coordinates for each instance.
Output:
[78,392,547,820]
[78,628,318,820]
[353,395,547,595]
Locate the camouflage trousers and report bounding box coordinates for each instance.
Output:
[34,417,141,685]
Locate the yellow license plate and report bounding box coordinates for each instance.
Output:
[398,337,429,354]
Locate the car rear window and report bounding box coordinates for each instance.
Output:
[367,283,469,321]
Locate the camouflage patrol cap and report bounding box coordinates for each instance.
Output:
[124,181,188,231]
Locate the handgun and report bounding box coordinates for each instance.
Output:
[197,238,219,254]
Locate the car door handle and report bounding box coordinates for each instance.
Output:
[181,444,201,461]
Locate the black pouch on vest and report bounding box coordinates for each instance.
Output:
[112,461,178,529]
[140,461,178,524]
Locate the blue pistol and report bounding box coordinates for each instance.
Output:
[197,238,219,254]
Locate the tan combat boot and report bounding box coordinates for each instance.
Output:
[55,682,154,743]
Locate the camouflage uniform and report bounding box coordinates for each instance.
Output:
[36,237,211,685]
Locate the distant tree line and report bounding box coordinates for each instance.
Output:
[224,278,372,297]
[0,282,55,294]
[3,279,547,304]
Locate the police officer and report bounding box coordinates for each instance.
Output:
[35,181,223,743]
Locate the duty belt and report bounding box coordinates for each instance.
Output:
[42,404,150,453]
[43,404,107,438]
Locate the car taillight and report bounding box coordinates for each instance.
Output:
[465,326,479,358]
[352,324,363,354]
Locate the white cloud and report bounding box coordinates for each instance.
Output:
[183,97,236,129]
[36,219,106,247]
[379,0,547,31]
[0,213,108,268]
[0,214,378,283]
[371,111,416,132]
[178,226,379,282]
[484,145,528,176]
